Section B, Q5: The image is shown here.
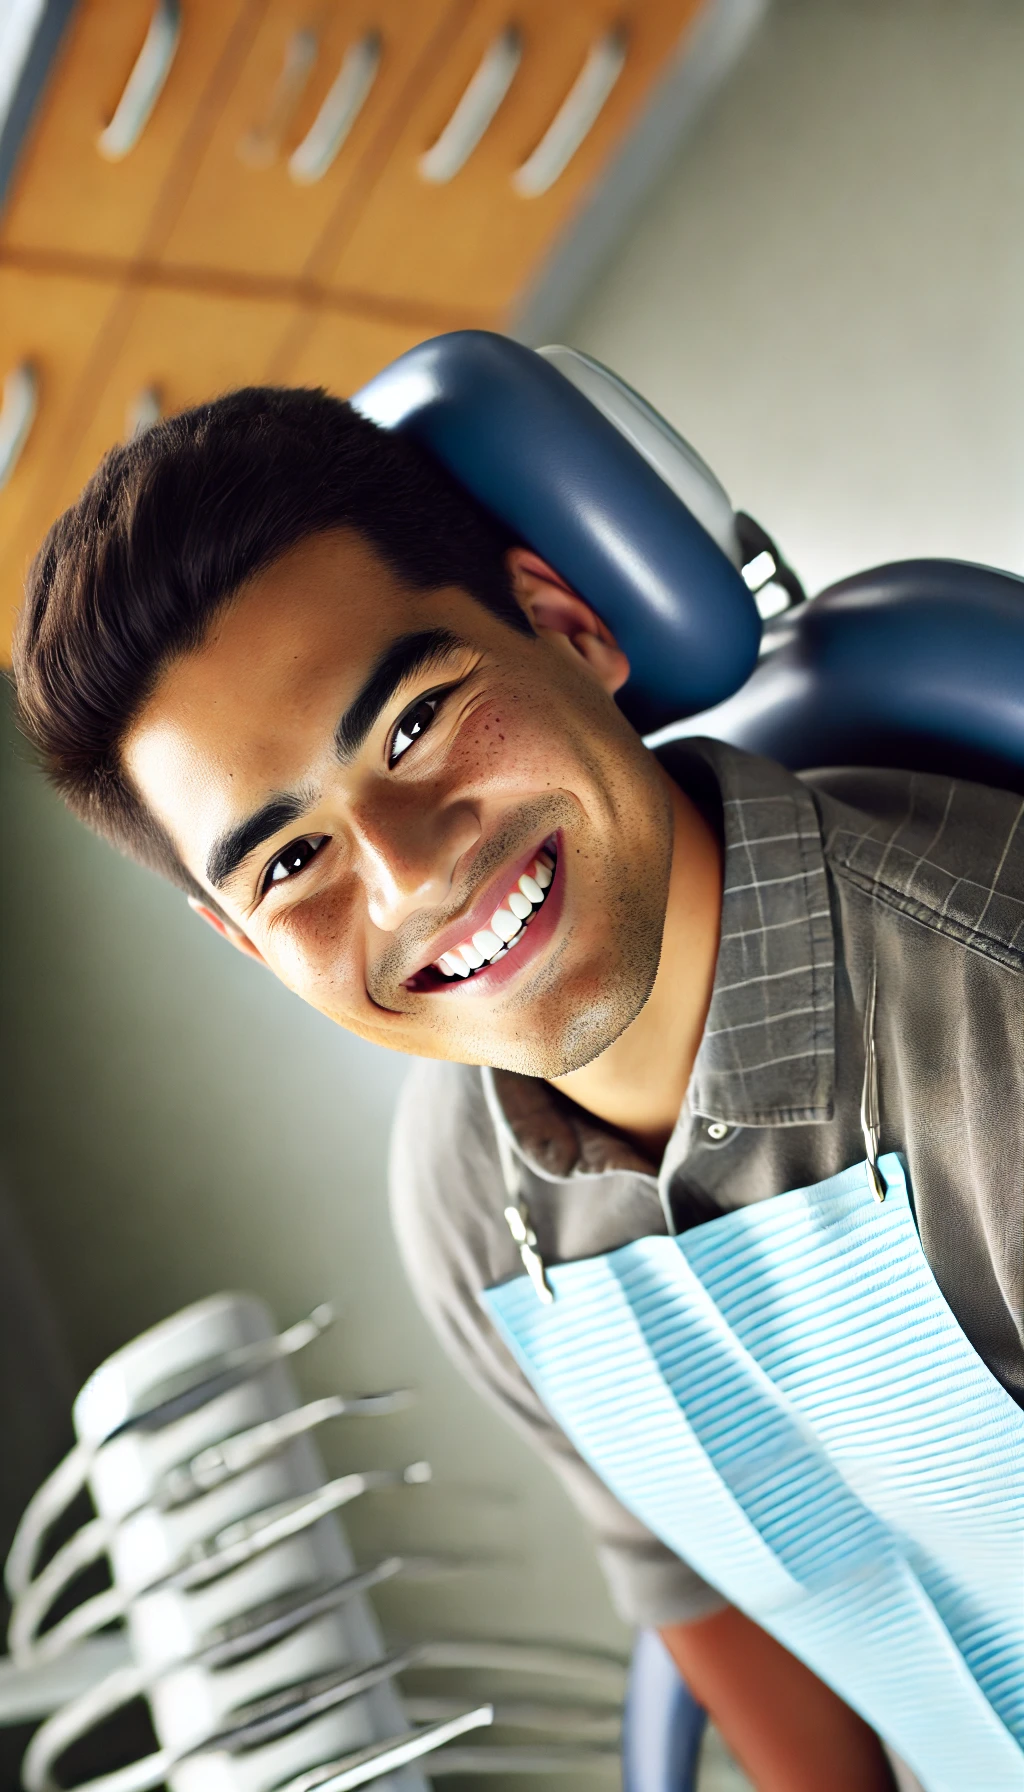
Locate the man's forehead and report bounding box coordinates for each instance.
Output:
[123,535,488,885]
[124,534,421,845]
[193,530,422,695]
[133,534,418,741]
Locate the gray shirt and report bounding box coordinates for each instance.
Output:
[389,739,1024,1627]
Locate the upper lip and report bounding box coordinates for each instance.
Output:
[405,838,553,982]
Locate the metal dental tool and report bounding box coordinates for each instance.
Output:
[196,1553,477,1670]
[280,1706,495,1792]
[404,1694,620,1740]
[416,1637,628,1693]
[7,1293,433,1792]
[9,1465,430,1662]
[482,1068,554,1305]
[20,1561,499,1792]
[860,964,887,1204]
[107,1302,337,1436]
[155,1390,413,1508]
[4,1302,337,1602]
[7,1292,626,1792]
[163,1464,431,1595]
[24,1650,428,1792]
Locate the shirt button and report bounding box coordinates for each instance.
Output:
[704,1120,731,1142]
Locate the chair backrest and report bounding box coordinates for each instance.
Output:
[355,330,1024,792]
[354,330,761,733]
[661,557,1024,796]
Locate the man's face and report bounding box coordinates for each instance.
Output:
[125,531,675,1076]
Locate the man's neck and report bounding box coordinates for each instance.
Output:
[548,774,723,1164]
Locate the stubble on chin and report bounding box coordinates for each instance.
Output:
[511,893,665,1077]
[476,806,672,1079]
[369,726,674,1076]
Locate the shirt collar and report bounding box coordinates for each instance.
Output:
[672,737,836,1128]
[489,737,836,1181]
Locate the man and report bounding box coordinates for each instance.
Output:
[12,386,1023,1792]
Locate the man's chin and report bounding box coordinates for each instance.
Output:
[358,881,666,1076]
[463,961,658,1079]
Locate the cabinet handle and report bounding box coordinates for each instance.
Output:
[289,31,381,184]
[419,26,522,184]
[97,0,181,162]
[238,27,319,168]
[0,363,38,491]
[513,26,627,197]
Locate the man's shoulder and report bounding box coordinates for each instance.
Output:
[802,764,1024,971]
[389,1059,509,1301]
[392,1057,486,1162]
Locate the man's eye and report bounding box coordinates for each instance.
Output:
[389,695,440,765]
[262,836,326,894]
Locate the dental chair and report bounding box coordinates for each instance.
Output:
[354,330,1024,1792]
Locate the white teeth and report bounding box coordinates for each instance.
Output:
[490,907,520,941]
[438,951,467,977]
[432,847,557,980]
[473,928,503,961]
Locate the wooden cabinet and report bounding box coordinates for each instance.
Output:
[0,277,437,655]
[55,283,302,508]
[0,266,126,645]
[0,0,714,655]
[0,0,254,262]
[324,0,703,316]
[156,0,464,282]
[274,306,450,396]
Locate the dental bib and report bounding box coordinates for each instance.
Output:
[481,1153,1024,1792]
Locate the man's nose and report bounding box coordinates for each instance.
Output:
[349,789,481,933]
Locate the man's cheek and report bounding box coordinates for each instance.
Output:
[446,696,573,795]
[259,895,357,1006]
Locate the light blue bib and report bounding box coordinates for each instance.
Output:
[482,1153,1024,1792]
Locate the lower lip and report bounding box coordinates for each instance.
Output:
[423,838,565,998]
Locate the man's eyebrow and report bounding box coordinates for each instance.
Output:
[206,793,311,891]
[204,632,467,891]
[334,628,467,763]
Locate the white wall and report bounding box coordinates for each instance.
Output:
[567,0,1024,597]
[2,1,1021,1776]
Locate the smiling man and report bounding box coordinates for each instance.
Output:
[13,386,1024,1792]
[125,528,693,1089]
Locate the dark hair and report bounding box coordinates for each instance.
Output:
[12,385,527,902]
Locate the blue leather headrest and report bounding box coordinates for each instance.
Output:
[353,331,762,729]
[663,558,1024,794]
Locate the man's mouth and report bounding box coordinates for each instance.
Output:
[403,839,557,993]
[435,842,555,979]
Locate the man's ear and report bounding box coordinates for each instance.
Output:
[188,897,267,965]
[507,547,630,696]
